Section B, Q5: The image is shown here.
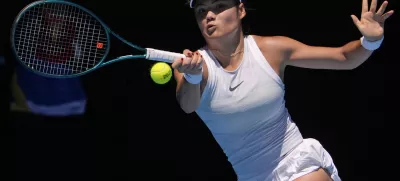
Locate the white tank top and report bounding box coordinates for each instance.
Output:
[196,35,303,180]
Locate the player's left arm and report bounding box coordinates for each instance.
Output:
[278,0,394,70]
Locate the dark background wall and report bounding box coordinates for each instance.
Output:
[0,0,398,180]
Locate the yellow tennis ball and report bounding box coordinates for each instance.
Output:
[150,62,172,84]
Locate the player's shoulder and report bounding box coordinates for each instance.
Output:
[248,35,300,68]
[248,34,294,53]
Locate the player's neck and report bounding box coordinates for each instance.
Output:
[207,30,245,67]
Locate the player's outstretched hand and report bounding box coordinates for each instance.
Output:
[351,0,394,42]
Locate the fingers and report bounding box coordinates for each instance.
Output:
[360,0,393,22]
[376,1,388,15]
[187,51,203,70]
[172,49,193,71]
[382,10,394,20]
[181,49,193,71]
[172,49,203,74]
[351,15,361,28]
[195,55,203,69]
[362,0,368,14]
[370,0,377,13]
[171,56,183,70]
[183,49,193,57]
[182,49,198,70]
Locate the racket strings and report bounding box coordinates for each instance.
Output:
[14,2,108,76]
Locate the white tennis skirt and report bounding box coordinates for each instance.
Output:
[265,138,341,181]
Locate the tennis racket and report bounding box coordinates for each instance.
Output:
[11,0,185,78]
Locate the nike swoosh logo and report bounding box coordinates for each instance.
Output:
[229,81,244,91]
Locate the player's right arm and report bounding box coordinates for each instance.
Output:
[172,49,208,114]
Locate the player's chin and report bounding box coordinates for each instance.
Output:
[203,30,223,39]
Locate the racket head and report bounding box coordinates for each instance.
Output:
[11,0,111,78]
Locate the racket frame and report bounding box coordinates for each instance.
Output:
[11,0,150,78]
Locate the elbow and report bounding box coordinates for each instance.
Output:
[175,83,201,114]
[339,59,360,70]
[340,57,362,70]
[339,50,360,70]
[179,102,197,114]
[339,43,373,70]
[182,107,196,114]
[347,63,361,70]
[176,96,198,114]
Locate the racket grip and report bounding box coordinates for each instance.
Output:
[146,48,185,63]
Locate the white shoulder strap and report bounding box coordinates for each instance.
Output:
[246,35,285,89]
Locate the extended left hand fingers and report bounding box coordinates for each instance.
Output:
[376,1,388,15]
[362,0,368,14]
[369,0,378,13]
[382,10,394,21]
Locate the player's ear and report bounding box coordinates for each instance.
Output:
[238,3,246,20]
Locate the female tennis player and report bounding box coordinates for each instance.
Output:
[172,0,393,180]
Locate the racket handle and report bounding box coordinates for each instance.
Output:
[146,48,185,63]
